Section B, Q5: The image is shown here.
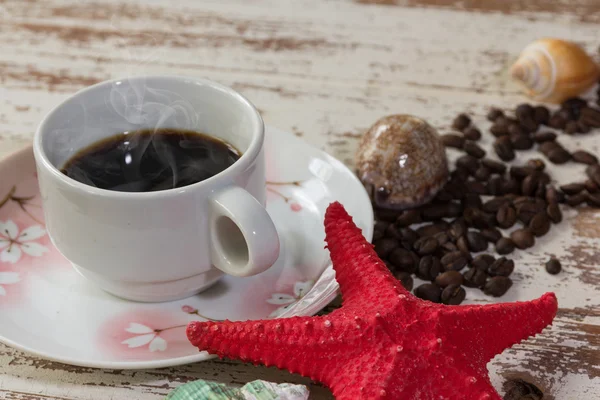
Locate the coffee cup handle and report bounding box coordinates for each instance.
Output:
[209,186,280,277]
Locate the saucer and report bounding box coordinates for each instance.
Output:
[0,126,373,369]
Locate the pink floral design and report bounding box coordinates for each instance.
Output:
[121,322,174,352]
[0,220,48,264]
[266,181,304,211]
[266,280,314,317]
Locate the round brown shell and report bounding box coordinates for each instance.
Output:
[355,114,449,210]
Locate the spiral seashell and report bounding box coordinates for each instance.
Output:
[355,114,448,210]
[510,38,599,104]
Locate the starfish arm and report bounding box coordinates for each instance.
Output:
[186,316,343,383]
[440,292,558,364]
[324,202,404,312]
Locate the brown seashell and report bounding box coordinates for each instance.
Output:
[355,114,449,210]
[510,38,600,104]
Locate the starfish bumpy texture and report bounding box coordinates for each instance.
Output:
[187,202,558,399]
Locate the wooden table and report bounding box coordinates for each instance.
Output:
[1,0,599,399]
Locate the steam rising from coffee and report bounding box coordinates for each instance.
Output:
[58,77,240,192]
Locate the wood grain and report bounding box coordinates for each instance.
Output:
[1,0,599,399]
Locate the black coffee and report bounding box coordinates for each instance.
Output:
[61,129,241,192]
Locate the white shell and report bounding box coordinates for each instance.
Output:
[510,38,599,104]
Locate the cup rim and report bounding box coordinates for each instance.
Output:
[33,75,265,199]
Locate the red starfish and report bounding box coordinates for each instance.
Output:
[187,202,558,399]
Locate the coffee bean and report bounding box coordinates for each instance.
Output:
[545,258,562,275]
[516,203,538,225]
[546,185,565,204]
[374,207,399,222]
[579,106,600,127]
[466,231,488,252]
[481,158,506,174]
[578,120,591,133]
[529,212,551,237]
[447,219,467,241]
[563,97,588,110]
[483,276,513,297]
[389,248,418,274]
[374,238,399,259]
[451,167,470,182]
[510,166,533,181]
[441,242,459,253]
[396,209,422,226]
[441,133,465,149]
[548,114,567,129]
[533,105,550,124]
[474,166,491,181]
[417,256,442,281]
[510,134,534,150]
[384,223,403,240]
[472,210,497,230]
[413,236,439,255]
[495,237,515,255]
[494,137,515,161]
[571,150,598,165]
[456,235,470,255]
[463,267,488,288]
[585,179,600,194]
[533,131,557,143]
[441,284,466,305]
[526,158,546,172]
[484,177,502,196]
[421,202,462,220]
[372,230,384,241]
[586,192,600,207]
[487,108,504,122]
[557,107,576,121]
[393,271,414,291]
[375,220,390,233]
[548,148,571,164]
[397,227,418,250]
[566,193,587,207]
[482,197,508,213]
[417,222,450,237]
[441,251,468,271]
[586,164,600,187]
[471,254,495,271]
[481,228,502,243]
[510,229,535,249]
[522,173,543,197]
[466,180,487,195]
[508,123,526,137]
[565,120,579,134]
[546,203,562,223]
[456,154,480,173]
[463,127,482,141]
[435,271,463,287]
[515,103,534,120]
[463,140,485,158]
[452,113,471,131]
[520,117,539,133]
[501,178,520,195]
[560,182,585,195]
[504,379,543,400]
[490,117,510,137]
[414,283,442,303]
[461,194,482,211]
[488,257,515,277]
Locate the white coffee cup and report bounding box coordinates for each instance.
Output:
[33,75,280,302]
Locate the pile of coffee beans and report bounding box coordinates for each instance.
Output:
[373,96,600,304]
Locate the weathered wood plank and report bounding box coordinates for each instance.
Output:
[0,0,599,399]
